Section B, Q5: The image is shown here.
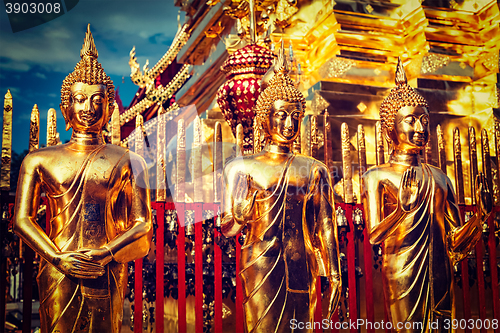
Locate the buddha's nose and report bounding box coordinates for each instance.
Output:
[415,119,424,133]
[285,115,293,128]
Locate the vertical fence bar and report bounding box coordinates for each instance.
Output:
[193,117,204,333]
[46,108,57,147]
[453,127,471,330]
[213,122,223,333]
[491,123,500,326]
[477,129,491,329]
[0,90,13,330]
[437,125,446,174]
[156,105,166,333]
[177,119,187,333]
[134,115,145,333]
[375,121,385,166]
[374,123,390,333]
[358,125,374,333]
[471,128,486,333]
[342,123,358,332]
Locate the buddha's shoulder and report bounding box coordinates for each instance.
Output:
[362,163,394,179]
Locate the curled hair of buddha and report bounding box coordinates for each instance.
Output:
[379,58,428,140]
[253,43,305,151]
[61,24,115,128]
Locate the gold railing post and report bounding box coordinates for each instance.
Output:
[1,90,13,191]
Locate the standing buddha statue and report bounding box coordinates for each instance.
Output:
[13,25,153,333]
[361,59,492,332]
[220,45,341,333]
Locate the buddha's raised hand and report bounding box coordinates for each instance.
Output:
[232,174,258,224]
[399,167,420,212]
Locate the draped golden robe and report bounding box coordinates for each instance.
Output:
[364,164,481,332]
[19,144,151,333]
[223,154,341,333]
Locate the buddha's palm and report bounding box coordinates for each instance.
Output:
[475,173,492,220]
[232,174,257,223]
[399,167,420,212]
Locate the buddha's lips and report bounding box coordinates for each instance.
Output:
[80,110,97,122]
[413,134,426,144]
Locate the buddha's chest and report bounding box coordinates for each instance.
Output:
[41,152,116,197]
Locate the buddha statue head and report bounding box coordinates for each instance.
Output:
[253,44,305,151]
[60,24,115,133]
[380,58,430,153]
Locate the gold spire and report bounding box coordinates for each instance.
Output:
[395,57,407,85]
[1,90,13,191]
[80,24,98,59]
[29,104,40,152]
[274,40,289,74]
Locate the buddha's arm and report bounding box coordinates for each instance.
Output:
[13,155,60,262]
[312,164,341,318]
[362,172,405,245]
[14,155,104,278]
[445,178,481,264]
[106,156,153,264]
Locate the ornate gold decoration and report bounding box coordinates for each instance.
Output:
[46,108,57,147]
[13,25,152,333]
[342,123,353,204]
[437,124,446,173]
[29,105,39,152]
[176,119,186,203]
[468,127,478,205]
[110,102,120,145]
[192,117,203,203]
[420,53,451,75]
[311,90,330,114]
[318,57,355,79]
[1,89,12,190]
[156,105,167,202]
[213,122,223,203]
[129,24,190,88]
[375,121,385,166]
[357,124,367,195]
[122,65,191,126]
[453,127,465,204]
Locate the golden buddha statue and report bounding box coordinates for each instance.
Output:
[13,25,152,333]
[221,46,341,333]
[361,59,492,332]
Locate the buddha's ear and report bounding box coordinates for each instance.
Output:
[60,103,71,131]
[384,128,397,147]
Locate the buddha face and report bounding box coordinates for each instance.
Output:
[393,105,430,151]
[65,82,108,132]
[267,100,302,145]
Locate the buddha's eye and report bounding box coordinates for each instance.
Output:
[74,94,86,104]
[292,112,300,120]
[276,111,286,119]
[404,116,415,125]
[420,116,429,126]
[92,95,103,105]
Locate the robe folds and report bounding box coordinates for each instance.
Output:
[36,145,146,333]
[376,164,476,332]
[227,155,340,333]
